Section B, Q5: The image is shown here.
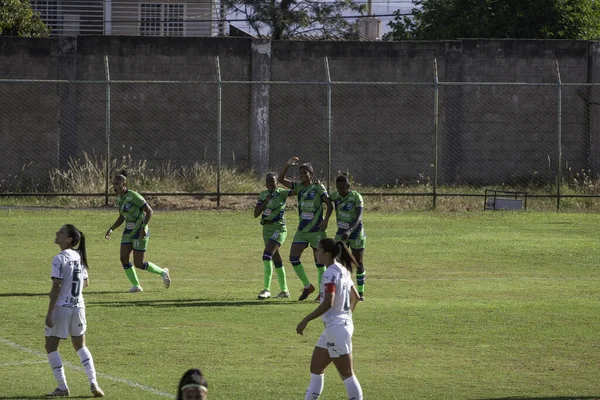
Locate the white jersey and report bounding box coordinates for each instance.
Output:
[51,249,88,308]
[320,261,354,327]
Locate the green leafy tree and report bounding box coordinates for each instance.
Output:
[0,0,49,37]
[383,0,600,41]
[223,0,365,40]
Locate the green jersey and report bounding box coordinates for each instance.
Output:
[293,181,329,233]
[257,187,291,226]
[116,189,148,239]
[330,190,364,239]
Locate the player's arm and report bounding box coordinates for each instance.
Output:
[278,157,299,189]
[343,206,363,241]
[349,284,360,312]
[254,194,273,218]
[296,283,335,335]
[45,278,62,328]
[139,203,153,239]
[83,278,89,288]
[105,214,125,239]
[319,194,333,231]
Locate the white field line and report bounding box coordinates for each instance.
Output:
[0,360,47,367]
[0,336,173,398]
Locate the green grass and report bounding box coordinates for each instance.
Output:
[1,209,600,399]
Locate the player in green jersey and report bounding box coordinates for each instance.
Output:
[330,175,366,300]
[254,173,292,300]
[279,157,333,301]
[104,171,171,293]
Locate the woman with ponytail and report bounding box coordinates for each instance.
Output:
[296,238,363,400]
[45,224,105,397]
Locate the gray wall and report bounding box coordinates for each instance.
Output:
[0,36,599,190]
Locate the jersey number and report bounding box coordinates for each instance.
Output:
[71,267,82,297]
[342,283,351,311]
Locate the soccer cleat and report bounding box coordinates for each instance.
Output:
[276,291,290,298]
[257,289,271,300]
[45,387,70,397]
[359,292,364,302]
[162,268,171,289]
[298,283,315,301]
[128,286,143,293]
[91,383,105,397]
[313,293,322,303]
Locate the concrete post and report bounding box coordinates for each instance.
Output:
[249,39,271,175]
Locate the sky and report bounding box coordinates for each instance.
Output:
[227,0,415,38]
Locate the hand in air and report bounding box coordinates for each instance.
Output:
[287,157,300,166]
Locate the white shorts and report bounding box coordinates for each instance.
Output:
[316,321,354,358]
[45,307,87,339]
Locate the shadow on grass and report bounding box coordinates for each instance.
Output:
[477,396,600,400]
[0,396,91,399]
[0,291,124,298]
[88,298,303,308]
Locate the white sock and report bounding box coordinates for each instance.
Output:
[343,375,363,400]
[305,373,324,400]
[77,346,98,385]
[47,351,68,390]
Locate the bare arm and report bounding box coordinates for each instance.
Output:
[254,194,273,218]
[278,157,299,190]
[350,285,360,312]
[45,278,62,328]
[83,279,89,289]
[105,214,125,239]
[319,195,334,231]
[139,204,153,239]
[296,292,334,335]
[342,207,363,241]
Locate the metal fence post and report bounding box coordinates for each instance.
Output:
[325,57,332,191]
[433,58,439,209]
[216,56,222,209]
[556,59,562,211]
[104,55,111,206]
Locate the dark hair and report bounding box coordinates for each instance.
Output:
[299,163,314,176]
[64,224,89,270]
[177,369,208,400]
[266,172,277,180]
[115,170,128,183]
[319,238,357,273]
[336,174,350,185]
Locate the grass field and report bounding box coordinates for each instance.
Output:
[1,208,600,399]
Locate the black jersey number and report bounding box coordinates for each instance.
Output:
[71,267,82,297]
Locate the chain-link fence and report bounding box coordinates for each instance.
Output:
[1,56,600,211]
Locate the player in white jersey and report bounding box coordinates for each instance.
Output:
[44,224,105,397]
[296,238,363,400]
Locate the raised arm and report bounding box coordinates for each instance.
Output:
[278,157,299,190]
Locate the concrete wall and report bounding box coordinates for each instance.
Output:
[0,36,599,190]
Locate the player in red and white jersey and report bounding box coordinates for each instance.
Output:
[296,238,363,400]
[44,224,105,398]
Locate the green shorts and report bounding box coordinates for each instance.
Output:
[121,236,149,252]
[335,233,366,250]
[263,224,287,246]
[293,230,327,249]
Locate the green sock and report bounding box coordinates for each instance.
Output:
[293,263,310,287]
[356,271,366,294]
[144,261,165,276]
[124,267,140,287]
[275,265,288,292]
[317,264,326,288]
[263,260,273,291]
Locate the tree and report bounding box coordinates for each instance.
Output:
[223,0,366,40]
[383,0,600,41]
[0,0,49,37]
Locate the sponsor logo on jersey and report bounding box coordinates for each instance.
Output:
[344,202,354,210]
[123,203,131,212]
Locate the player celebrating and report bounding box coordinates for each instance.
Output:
[105,170,171,292]
[254,172,292,300]
[296,238,363,400]
[330,174,367,301]
[279,157,333,301]
[45,224,105,397]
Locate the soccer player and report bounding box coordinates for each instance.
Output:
[45,224,105,397]
[177,368,208,400]
[296,238,363,400]
[279,157,333,301]
[254,173,292,300]
[104,170,171,292]
[330,174,367,301]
